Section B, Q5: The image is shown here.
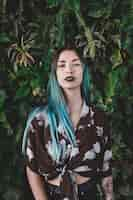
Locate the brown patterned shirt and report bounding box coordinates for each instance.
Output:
[23,101,112,200]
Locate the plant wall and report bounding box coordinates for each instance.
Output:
[0,0,133,199]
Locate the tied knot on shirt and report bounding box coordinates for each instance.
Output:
[59,164,79,200]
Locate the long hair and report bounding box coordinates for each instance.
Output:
[22,46,90,162]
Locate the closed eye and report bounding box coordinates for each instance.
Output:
[72,63,81,67]
[57,64,65,68]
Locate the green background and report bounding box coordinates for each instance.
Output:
[0,0,133,199]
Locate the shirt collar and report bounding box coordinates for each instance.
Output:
[80,100,89,118]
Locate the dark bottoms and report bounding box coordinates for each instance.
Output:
[45,178,98,200]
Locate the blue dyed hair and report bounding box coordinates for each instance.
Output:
[22,47,90,162]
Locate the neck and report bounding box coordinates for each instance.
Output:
[64,88,83,114]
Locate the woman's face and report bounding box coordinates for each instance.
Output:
[56,50,83,92]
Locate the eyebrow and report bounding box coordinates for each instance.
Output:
[57,58,81,63]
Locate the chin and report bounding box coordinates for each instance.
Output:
[62,84,81,91]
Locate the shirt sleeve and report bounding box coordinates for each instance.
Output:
[23,117,41,174]
[22,107,48,176]
[101,112,113,177]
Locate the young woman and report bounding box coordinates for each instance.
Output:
[22,46,113,200]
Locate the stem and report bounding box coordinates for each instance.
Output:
[75,11,96,58]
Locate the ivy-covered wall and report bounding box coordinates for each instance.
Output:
[0,1,133,199]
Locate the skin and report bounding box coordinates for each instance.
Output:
[56,50,84,128]
[102,176,114,200]
[56,50,83,92]
[26,166,48,200]
[26,49,114,200]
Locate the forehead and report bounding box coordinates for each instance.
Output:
[57,50,80,62]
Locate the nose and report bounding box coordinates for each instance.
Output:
[65,63,73,73]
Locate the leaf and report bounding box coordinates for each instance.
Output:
[87,1,112,18]
[30,79,40,89]
[89,40,96,59]
[94,32,107,43]
[110,49,123,68]
[0,33,10,43]
[68,0,80,11]
[15,85,31,99]
[0,90,7,107]
[3,186,21,200]
[47,0,59,7]
[0,112,7,123]
[76,12,96,59]
[104,69,120,103]
[111,34,121,48]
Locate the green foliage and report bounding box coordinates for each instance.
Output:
[0,33,10,43]
[0,0,133,199]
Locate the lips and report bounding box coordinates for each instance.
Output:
[64,76,75,81]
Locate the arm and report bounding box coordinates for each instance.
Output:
[26,166,48,200]
[22,112,49,200]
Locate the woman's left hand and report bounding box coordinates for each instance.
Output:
[106,195,113,200]
[102,176,114,200]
